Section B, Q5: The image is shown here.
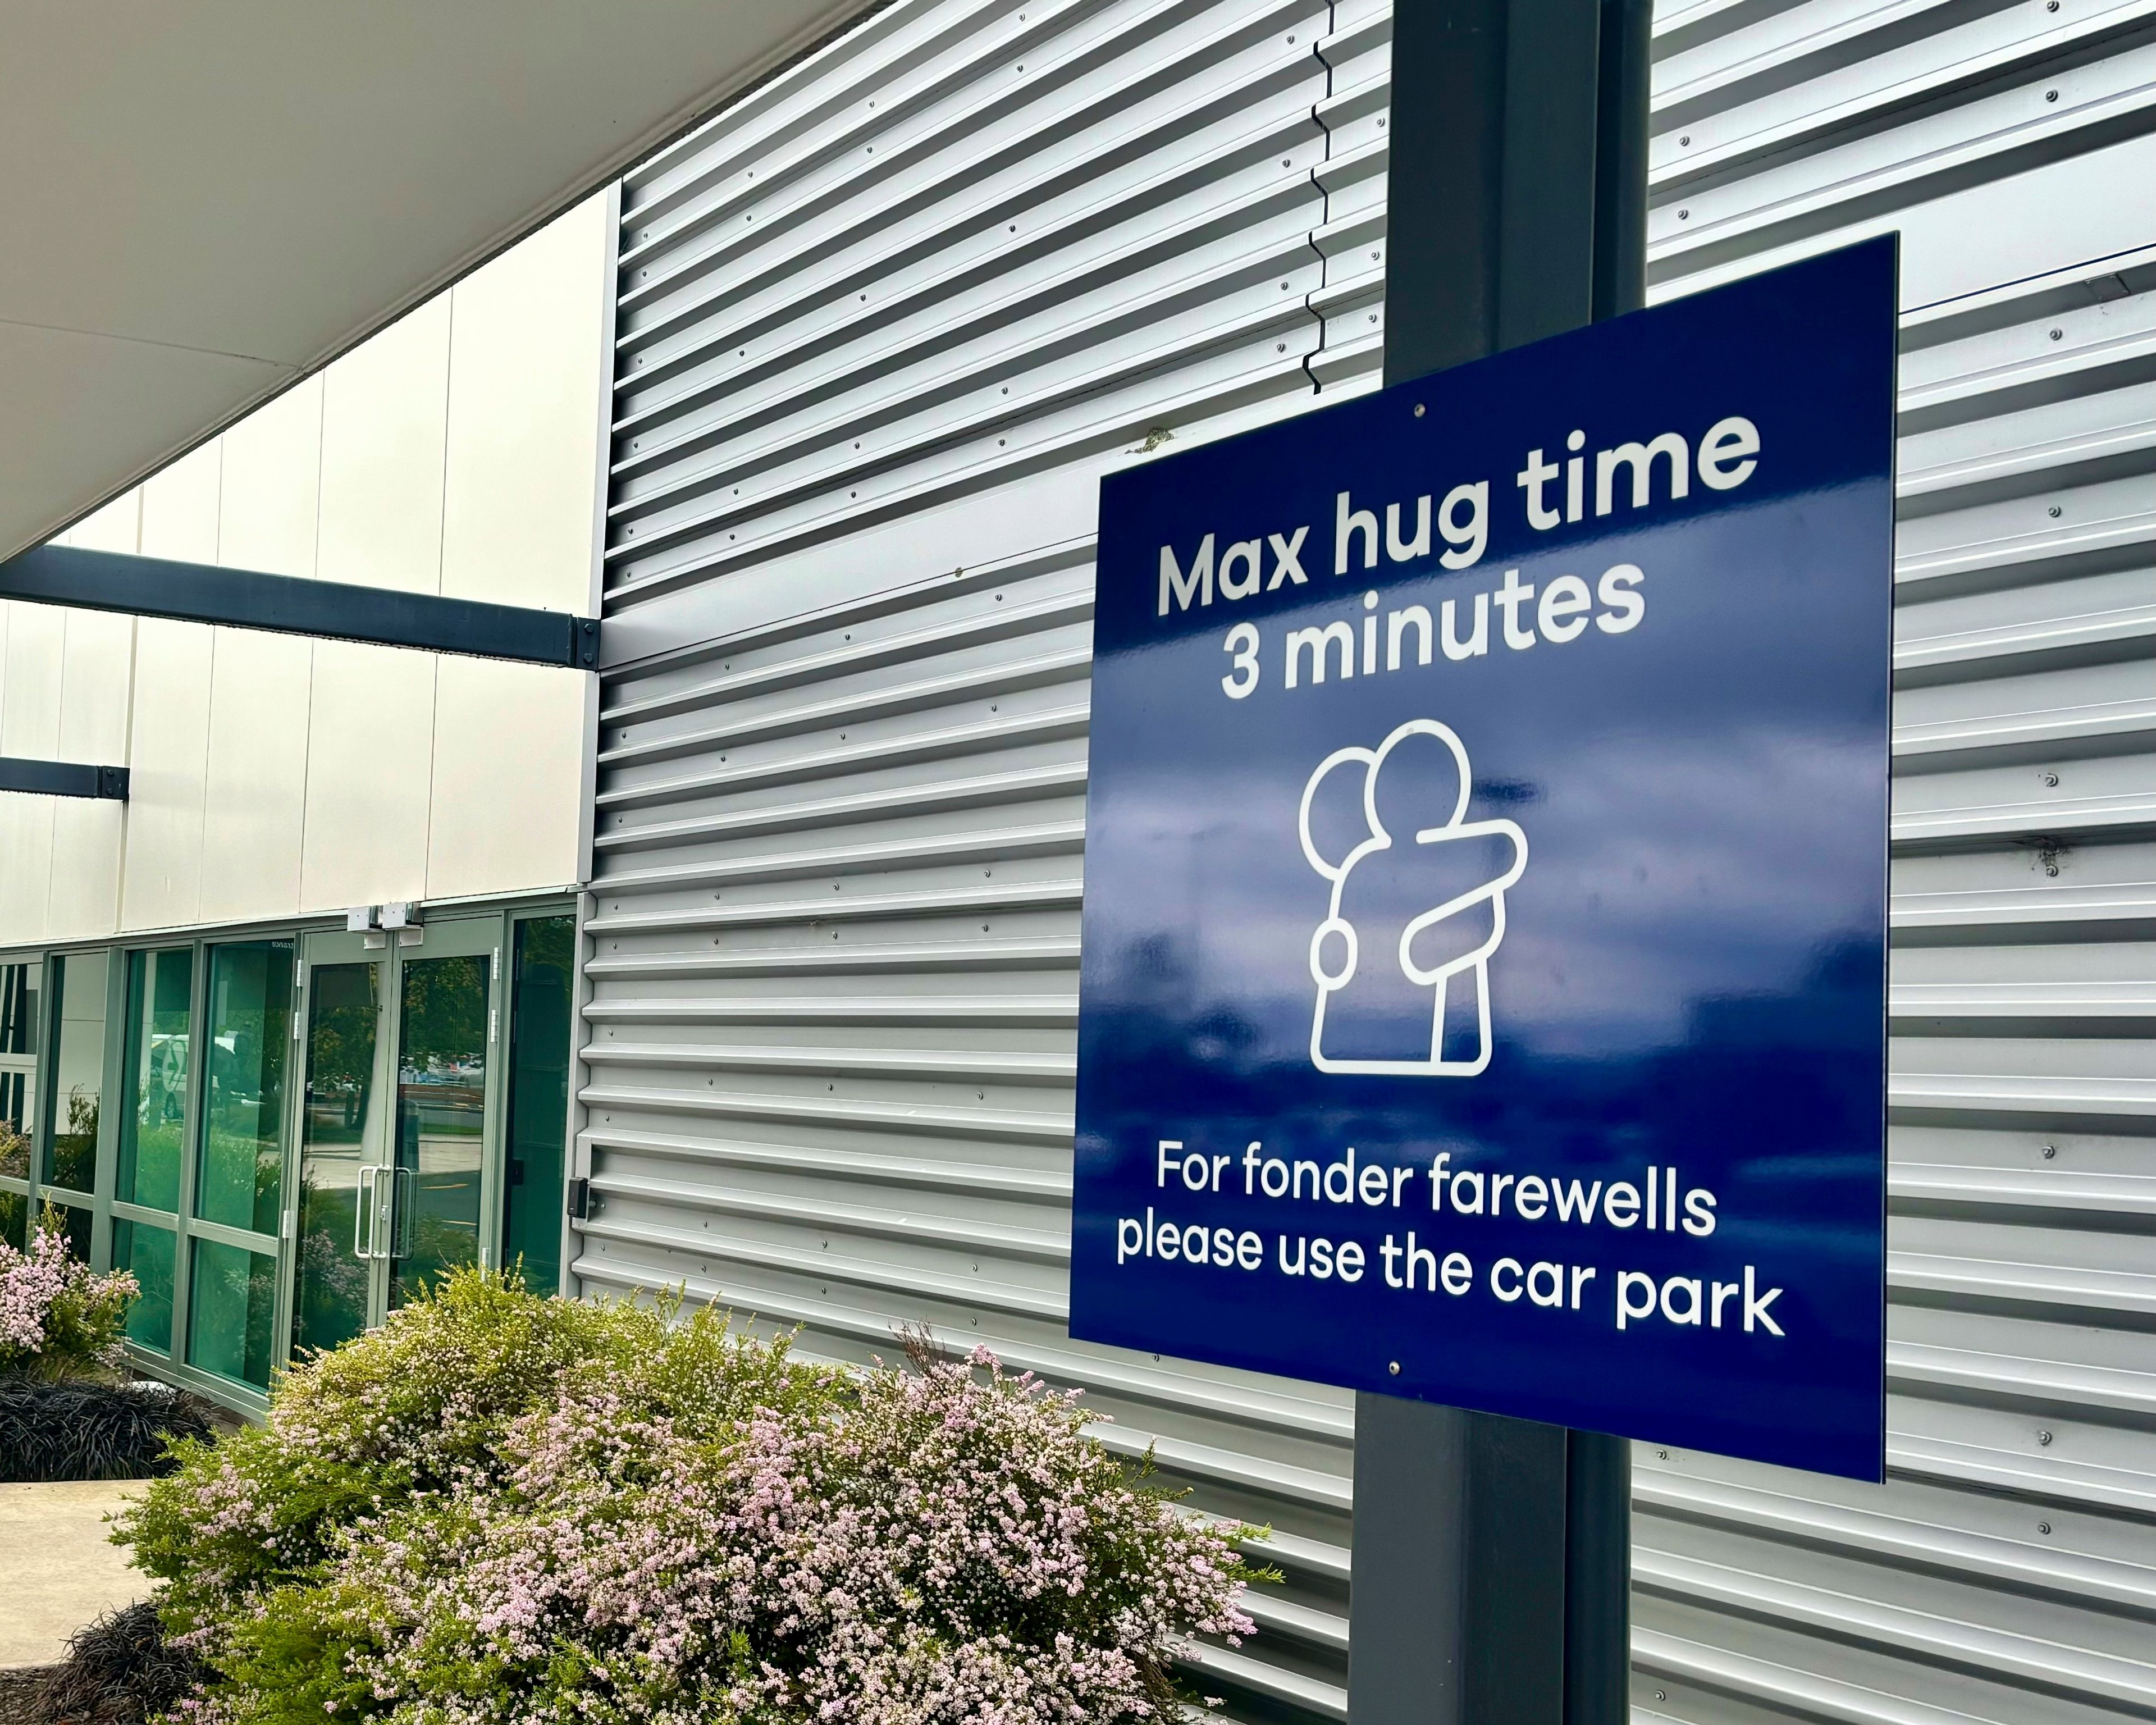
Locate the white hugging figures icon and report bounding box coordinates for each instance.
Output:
[1298,719,1529,1076]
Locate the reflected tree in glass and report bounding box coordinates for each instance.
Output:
[197,943,291,1235]
[189,1237,277,1388]
[291,964,380,1357]
[392,954,488,1308]
[43,955,108,1195]
[117,950,193,1211]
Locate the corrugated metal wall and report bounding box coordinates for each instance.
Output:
[583,0,2156,1721]
[1634,0,2156,1714]
[589,4,1371,1718]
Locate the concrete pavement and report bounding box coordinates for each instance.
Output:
[0,1481,147,1668]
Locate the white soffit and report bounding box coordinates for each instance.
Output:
[0,0,876,560]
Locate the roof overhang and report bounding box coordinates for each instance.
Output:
[0,0,874,560]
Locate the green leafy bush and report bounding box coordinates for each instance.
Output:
[123,1271,1263,1725]
[0,1206,138,1381]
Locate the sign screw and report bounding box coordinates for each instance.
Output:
[2038,1429,2054,1445]
[2048,504,2062,516]
[2042,770,2059,787]
[1388,1361,1401,1375]
[1414,404,1426,417]
[2039,1522,2053,1535]
[2046,88,2059,100]
[2041,1144,2057,1158]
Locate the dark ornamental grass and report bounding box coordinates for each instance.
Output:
[0,1380,218,1482]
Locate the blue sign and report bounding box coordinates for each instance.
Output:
[1071,239,1895,1481]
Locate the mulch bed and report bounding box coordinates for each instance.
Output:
[0,1667,59,1725]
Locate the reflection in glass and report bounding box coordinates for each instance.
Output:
[43,955,108,1195]
[392,953,489,1308]
[0,1189,25,1250]
[197,942,292,1234]
[293,962,380,1357]
[113,1220,175,1353]
[0,1112,26,1180]
[189,1237,276,1388]
[503,918,572,1294]
[0,962,39,1055]
[51,1201,92,1261]
[118,951,194,1211]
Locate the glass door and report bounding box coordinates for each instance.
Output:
[290,932,389,1354]
[287,918,504,1353]
[388,920,497,1311]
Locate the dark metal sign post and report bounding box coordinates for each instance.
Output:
[1359,1,1648,1720]
[1060,0,1897,1685]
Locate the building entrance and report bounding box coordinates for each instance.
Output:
[291,918,504,1353]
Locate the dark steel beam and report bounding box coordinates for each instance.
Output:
[0,757,129,800]
[0,545,601,669]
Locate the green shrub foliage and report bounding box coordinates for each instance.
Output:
[0,1209,138,1380]
[123,1271,1262,1725]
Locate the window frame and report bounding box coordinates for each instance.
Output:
[0,893,580,1413]
[0,957,43,1248]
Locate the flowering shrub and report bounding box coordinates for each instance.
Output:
[0,1210,138,1380]
[123,1271,1263,1725]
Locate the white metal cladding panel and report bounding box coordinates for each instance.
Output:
[588,0,2156,1722]
[587,6,1390,1722]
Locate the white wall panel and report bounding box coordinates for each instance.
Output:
[46,609,134,941]
[426,654,585,901]
[5,205,606,948]
[199,629,314,925]
[316,297,451,596]
[117,618,214,933]
[298,640,436,913]
[139,442,221,563]
[218,375,323,578]
[62,491,142,554]
[0,602,65,946]
[442,194,610,614]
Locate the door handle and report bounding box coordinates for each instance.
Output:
[355,1164,390,1259]
[392,1166,417,1259]
[353,1163,397,1262]
[354,1164,377,1259]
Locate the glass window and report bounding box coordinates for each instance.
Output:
[0,1073,28,1142]
[43,955,108,1195]
[112,1219,176,1353]
[49,1199,92,1261]
[0,1188,25,1251]
[197,942,292,1235]
[0,961,39,1056]
[117,950,194,1211]
[188,1236,277,1389]
[0,1119,25,1183]
[503,917,573,1295]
